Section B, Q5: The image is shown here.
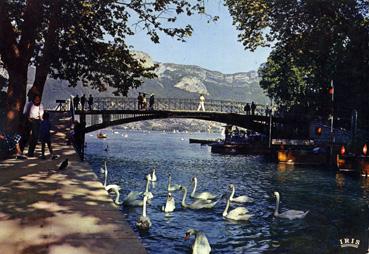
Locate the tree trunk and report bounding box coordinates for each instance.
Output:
[29,64,48,98]
[5,64,28,131]
[28,0,61,100]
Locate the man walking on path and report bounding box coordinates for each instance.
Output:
[197,94,206,112]
[73,95,80,111]
[88,95,93,111]
[23,94,44,157]
[80,94,86,111]
[251,101,256,115]
[244,103,251,115]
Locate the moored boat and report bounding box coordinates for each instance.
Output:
[336,144,369,176]
[210,141,268,154]
[276,139,328,166]
[97,132,108,139]
[189,138,220,145]
[278,147,328,166]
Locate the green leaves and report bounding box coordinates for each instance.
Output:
[228,0,369,126]
[1,0,213,98]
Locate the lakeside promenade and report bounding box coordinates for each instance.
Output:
[0,113,147,254]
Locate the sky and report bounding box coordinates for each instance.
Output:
[127,1,271,74]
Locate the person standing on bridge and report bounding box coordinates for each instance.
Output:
[244,103,251,115]
[80,94,86,111]
[265,106,270,116]
[251,101,256,115]
[142,93,147,110]
[137,93,143,110]
[88,95,93,111]
[73,95,80,111]
[197,94,206,112]
[149,93,155,110]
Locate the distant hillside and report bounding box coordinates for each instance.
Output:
[22,52,268,106]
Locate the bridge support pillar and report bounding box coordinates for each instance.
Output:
[102,113,111,123]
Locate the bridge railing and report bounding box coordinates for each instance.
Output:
[92,97,267,115]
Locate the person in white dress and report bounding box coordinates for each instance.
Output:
[197,94,205,112]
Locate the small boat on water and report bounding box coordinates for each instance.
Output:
[209,126,268,154]
[211,141,268,154]
[276,139,328,166]
[189,138,220,145]
[97,132,108,139]
[337,144,369,176]
[277,148,328,165]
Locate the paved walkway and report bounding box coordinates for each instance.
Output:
[0,113,147,254]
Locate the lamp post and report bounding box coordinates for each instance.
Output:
[268,98,273,149]
[329,80,335,165]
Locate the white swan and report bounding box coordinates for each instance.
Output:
[123,175,153,207]
[190,177,217,200]
[102,161,121,195]
[184,229,211,254]
[273,191,309,220]
[229,184,254,203]
[123,191,145,207]
[105,185,123,205]
[180,186,220,209]
[136,194,151,231]
[144,174,154,199]
[223,194,252,221]
[167,174,181,192]
[147,168,157,182]
[161,192,175,212]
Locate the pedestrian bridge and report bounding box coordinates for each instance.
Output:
[69,97,308,137]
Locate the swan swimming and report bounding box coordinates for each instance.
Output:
[144,174,154,199]
[123,191,145,207]
[161,192,175,212]
[105,185,123,205]
[147,168,157,182]
[273,191,309,220]
[136,194,151,231]
[229,184,254,203]
[191,177,217,200]
[184,229,211,254]
[180,186,220,209]
[122,175,153,206]
[223,193,252,221]
[167,174,181,192]
[103,161,121,192]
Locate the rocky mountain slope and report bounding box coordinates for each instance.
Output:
[22,52,267,106]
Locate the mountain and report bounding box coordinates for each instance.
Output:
[23,52,268,106]
[14,53,268,132]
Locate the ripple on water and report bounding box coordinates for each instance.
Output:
[85,131,369,254]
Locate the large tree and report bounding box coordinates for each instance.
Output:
[226,0,369,126]
[0,0,212,128]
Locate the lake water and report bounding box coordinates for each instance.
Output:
[85,130,369,254]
